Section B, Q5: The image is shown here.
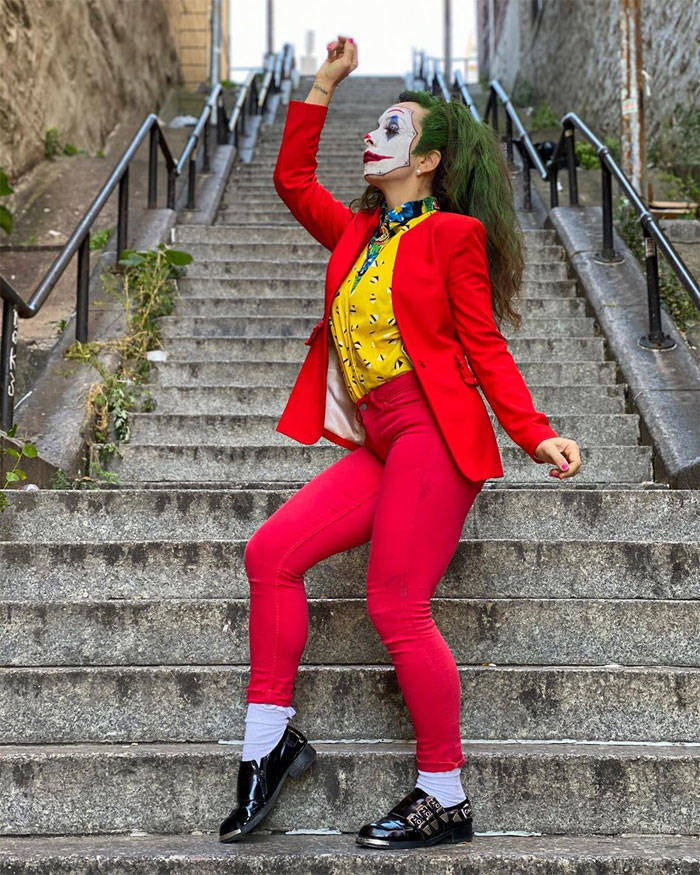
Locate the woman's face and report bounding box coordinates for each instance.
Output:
[363,103,421,178]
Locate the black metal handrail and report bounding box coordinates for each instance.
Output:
[0,42,296,431]
[483,79,550,212]
[545,112,700,348]
[409,49,700,352]
[453,70,481,124]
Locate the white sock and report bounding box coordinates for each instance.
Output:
[415,766,467,807]
[241,702,296,765]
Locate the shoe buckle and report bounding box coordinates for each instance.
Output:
[406,800,441,837]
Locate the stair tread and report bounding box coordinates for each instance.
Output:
[0,831,697,863]
[0,739,695,756]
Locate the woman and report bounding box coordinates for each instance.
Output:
[219,35,581,849]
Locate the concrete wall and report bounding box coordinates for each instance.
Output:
[477,0,699,143]
[162,0,232,91]
[0,0,182,179]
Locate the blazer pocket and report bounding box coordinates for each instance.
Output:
[454,352,479,387]
[304,319,325,346]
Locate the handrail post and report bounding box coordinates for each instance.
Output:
[564,125,579,205]
[187,155,196,209]
[0,300,18,432]
[217,92,227,144]
[167,165,176,211]
[549,164,559,209]
[76,234,90,344]
[241,93,248,138]
[640,224,675,350]
[521,147,532,211]
[202,115,211,173]
[147,125,158,208]
[505,113,514,166]
[250,76,258,123]
[600,162,617,260]
[117,167,129,261]
[490,89,499,134]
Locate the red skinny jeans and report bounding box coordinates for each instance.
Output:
[244,368,485,770]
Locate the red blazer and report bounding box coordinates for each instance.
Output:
[272,99,559,482]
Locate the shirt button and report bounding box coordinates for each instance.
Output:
[360,403,368,410]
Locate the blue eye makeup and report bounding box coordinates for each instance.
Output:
[383,114,400,138]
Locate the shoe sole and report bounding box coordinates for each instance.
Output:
[355,820,473,849]
[219,741,317,843]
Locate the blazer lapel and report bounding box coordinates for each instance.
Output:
[324,207,381,314]
[389,210,440,316]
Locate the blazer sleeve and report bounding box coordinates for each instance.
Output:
[446,218,559,464]
[272,100,355,252]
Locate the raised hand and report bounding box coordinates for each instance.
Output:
[316,35,358,89]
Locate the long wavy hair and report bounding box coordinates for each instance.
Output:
[349,89,524,330]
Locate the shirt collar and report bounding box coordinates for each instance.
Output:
[380,195,440,228]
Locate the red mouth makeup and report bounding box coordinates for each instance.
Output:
[363,151,392,163]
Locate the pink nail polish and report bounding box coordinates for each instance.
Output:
[561,462,569,470]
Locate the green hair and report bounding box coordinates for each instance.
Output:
[350,89,524,330]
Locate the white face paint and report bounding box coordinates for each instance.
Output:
[363,106,419,178]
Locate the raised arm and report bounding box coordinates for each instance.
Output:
[272,100,354,251]
[446,217,560,465]
[272,37,359,252]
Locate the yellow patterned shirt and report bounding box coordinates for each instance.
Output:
[328,196,439,403]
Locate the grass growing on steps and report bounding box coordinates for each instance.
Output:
[64,243,192,483]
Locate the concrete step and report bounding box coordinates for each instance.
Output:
[1,664,697,744]
[3,598,695,669]
[181,260,570,281]
[253,146,366,156]
[175,277,582,299]
[0,741,695,836]
[159,314,596,340]
[109,444,651,485]
[182,239,567,264]
[173,223,560,247]
[212,214,343,226]
[2,488,693,544]
[154,336,607,363]
[176,293,587,318]
[148,359,619,388]
[2,538,694,603]
[222,185,360,196]
[2,833,698,875]
[253,147,368,157]
[144,384,628,415]
[128,412,639,447]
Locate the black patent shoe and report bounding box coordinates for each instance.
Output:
[218,724,316,843]
[355,786,473,849]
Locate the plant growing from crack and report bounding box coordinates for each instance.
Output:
[0,167,14,235]
[0,425,39,512]
[65,243,192,480]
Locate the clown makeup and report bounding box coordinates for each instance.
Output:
[363,106,419,177]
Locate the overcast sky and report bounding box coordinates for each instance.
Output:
[227,0,478,81]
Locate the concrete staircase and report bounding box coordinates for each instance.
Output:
[0,76,698,871]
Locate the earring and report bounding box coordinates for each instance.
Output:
[416,169,422,175]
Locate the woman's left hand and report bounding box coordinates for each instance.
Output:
[533,436,582,479]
